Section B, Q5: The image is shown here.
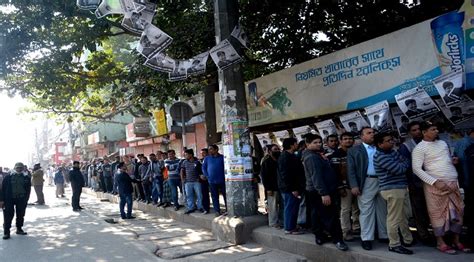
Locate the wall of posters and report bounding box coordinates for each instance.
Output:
[435,96,474,125]
[339,111,369,138]
[395,88,439,119]
[433,70,464,106]
[315,119,337,141]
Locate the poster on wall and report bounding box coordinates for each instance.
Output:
[365,100,392,132]
[225,157,253,182]
[391,107,411,137]
[395,88,439,119]
[272,130,290,146]
[435,96,474,125]
[432,70,464,106]
[315,119,337,141]
[255,133,272,150]
[339,111,369,138]
[137,25,173,58]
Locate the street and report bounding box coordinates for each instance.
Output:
[0,185,306,262]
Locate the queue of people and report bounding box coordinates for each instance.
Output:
[260,122,474,255]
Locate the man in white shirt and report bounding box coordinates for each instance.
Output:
[412,121,469,254]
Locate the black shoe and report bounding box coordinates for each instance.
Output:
[162,203,170,208]
[184,209,195,215]
[126,216,136,219]
[157,202,164,207]
[378,238,389,244]
[361,240,372,250]
[3,234,10,240]
[315,236,326,246]
[335,241,349,251]
[389,245,413,255]
[174,206,180,211]
[78,206,84,210]
[16,229,27,235]
[73,209,80,212]
[121,216,127,219]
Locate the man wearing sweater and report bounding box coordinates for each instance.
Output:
[412,121,468,254]
[165,150,183,211]
[374,132,413,255]
[202,145,226,216]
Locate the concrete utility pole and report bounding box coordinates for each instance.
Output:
[214,0,257,217]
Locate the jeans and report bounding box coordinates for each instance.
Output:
[104,176,113,193]
[184,182,203,210]
[201,180,210,212]
[281,192,300,232]
[168,178,181,207]
[143,182,152,203]
[152,176,164,204]
[119,193,133,218]
[209,183,227,213]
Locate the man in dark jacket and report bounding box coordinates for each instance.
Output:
[69,161,85,211]
[302,134,348,251]
[261,144,282,228]
[116,162,139,219]
[277,137,305,234]
[0,162,31,240]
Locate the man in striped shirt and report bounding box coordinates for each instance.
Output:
[374,132,413,255]
[412,121,468,254]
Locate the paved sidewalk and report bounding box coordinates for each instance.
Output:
[0,185,307,262]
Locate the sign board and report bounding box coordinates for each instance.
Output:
[87,132,100,145]
[153,109,168,136]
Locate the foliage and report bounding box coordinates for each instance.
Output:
[0,0,464,123]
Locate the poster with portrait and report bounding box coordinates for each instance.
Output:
[272,130,290,147]
[186,52,209,76]
[144,52,175,73]
[120,0,144,13]
[95,0,125,18]
[339,111,369,138]
[391,106,411,137]
[435,96,474,125]
[77,0,101,10]
[122,1,155,34]
[315,119,337,141]
[210,39,243,71]
[293,125,316,142]
[255,133,272,150]
[137,24,173,58]
[168,60,188,82]
[395,88,439,119]
[231,24,249,49]
[432,70,463,106]
[365,100,392,132]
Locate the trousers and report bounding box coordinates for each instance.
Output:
[3,197,28,234]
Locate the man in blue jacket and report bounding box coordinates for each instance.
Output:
[202,144,226,216]
[1,162,31,240]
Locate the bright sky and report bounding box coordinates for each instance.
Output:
[0,93,35,169]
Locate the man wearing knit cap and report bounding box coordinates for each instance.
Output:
[0,162,31,240]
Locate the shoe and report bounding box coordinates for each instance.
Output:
[73,209,80,212]
[315,236,325,245]
[16,229,27,235]
[3,234,10,240]
[126,216,136,219]
[184,209,195,215]
[335,241,349,251]
[162,203,170,208]
[174,206,179,211]
[202,209,209,214]
[78,206,84,210]
[121,216,127,219]
[361,240,372,250]
[379,238,389,244]
[157,202,164,207]
[389,245,413,255]
[284,230,303,235]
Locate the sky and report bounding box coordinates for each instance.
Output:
[0,93,36,169]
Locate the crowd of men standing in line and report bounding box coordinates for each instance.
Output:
[260,121,474,255]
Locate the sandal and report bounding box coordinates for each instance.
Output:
[437,244,457,255]
[452,243,472,253]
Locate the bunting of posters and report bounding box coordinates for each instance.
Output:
[95,0,126,18]
[209,39,243,71]
[391,107,411,137]
[231,24,249,49]
[292,125,316,142]
[339,111,369,138]
[365,100,392,132]
[137,24,173,58]
[187,52,209,76]
[432,70,464,106]
[315,119,337,141]
[76,0,101,10]
[255,133,272,150]
[168,60,188,82]
[435,95,474,125]
[395,88,439,119]
[272,130,290,146]
[121,1,155,34]
[144,52,175,73]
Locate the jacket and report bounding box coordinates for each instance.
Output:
[54,171,64,185]
[0,172,32,202]
[277,150,305,193]
[116,171,136,195]
[302,149,339,196]
[202,154,225,184]
[31,169,44,186]
[69,167,85,188]
[260,156,279,191]
[347,144,369,192]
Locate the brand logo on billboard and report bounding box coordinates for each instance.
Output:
[447,33,463,71]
